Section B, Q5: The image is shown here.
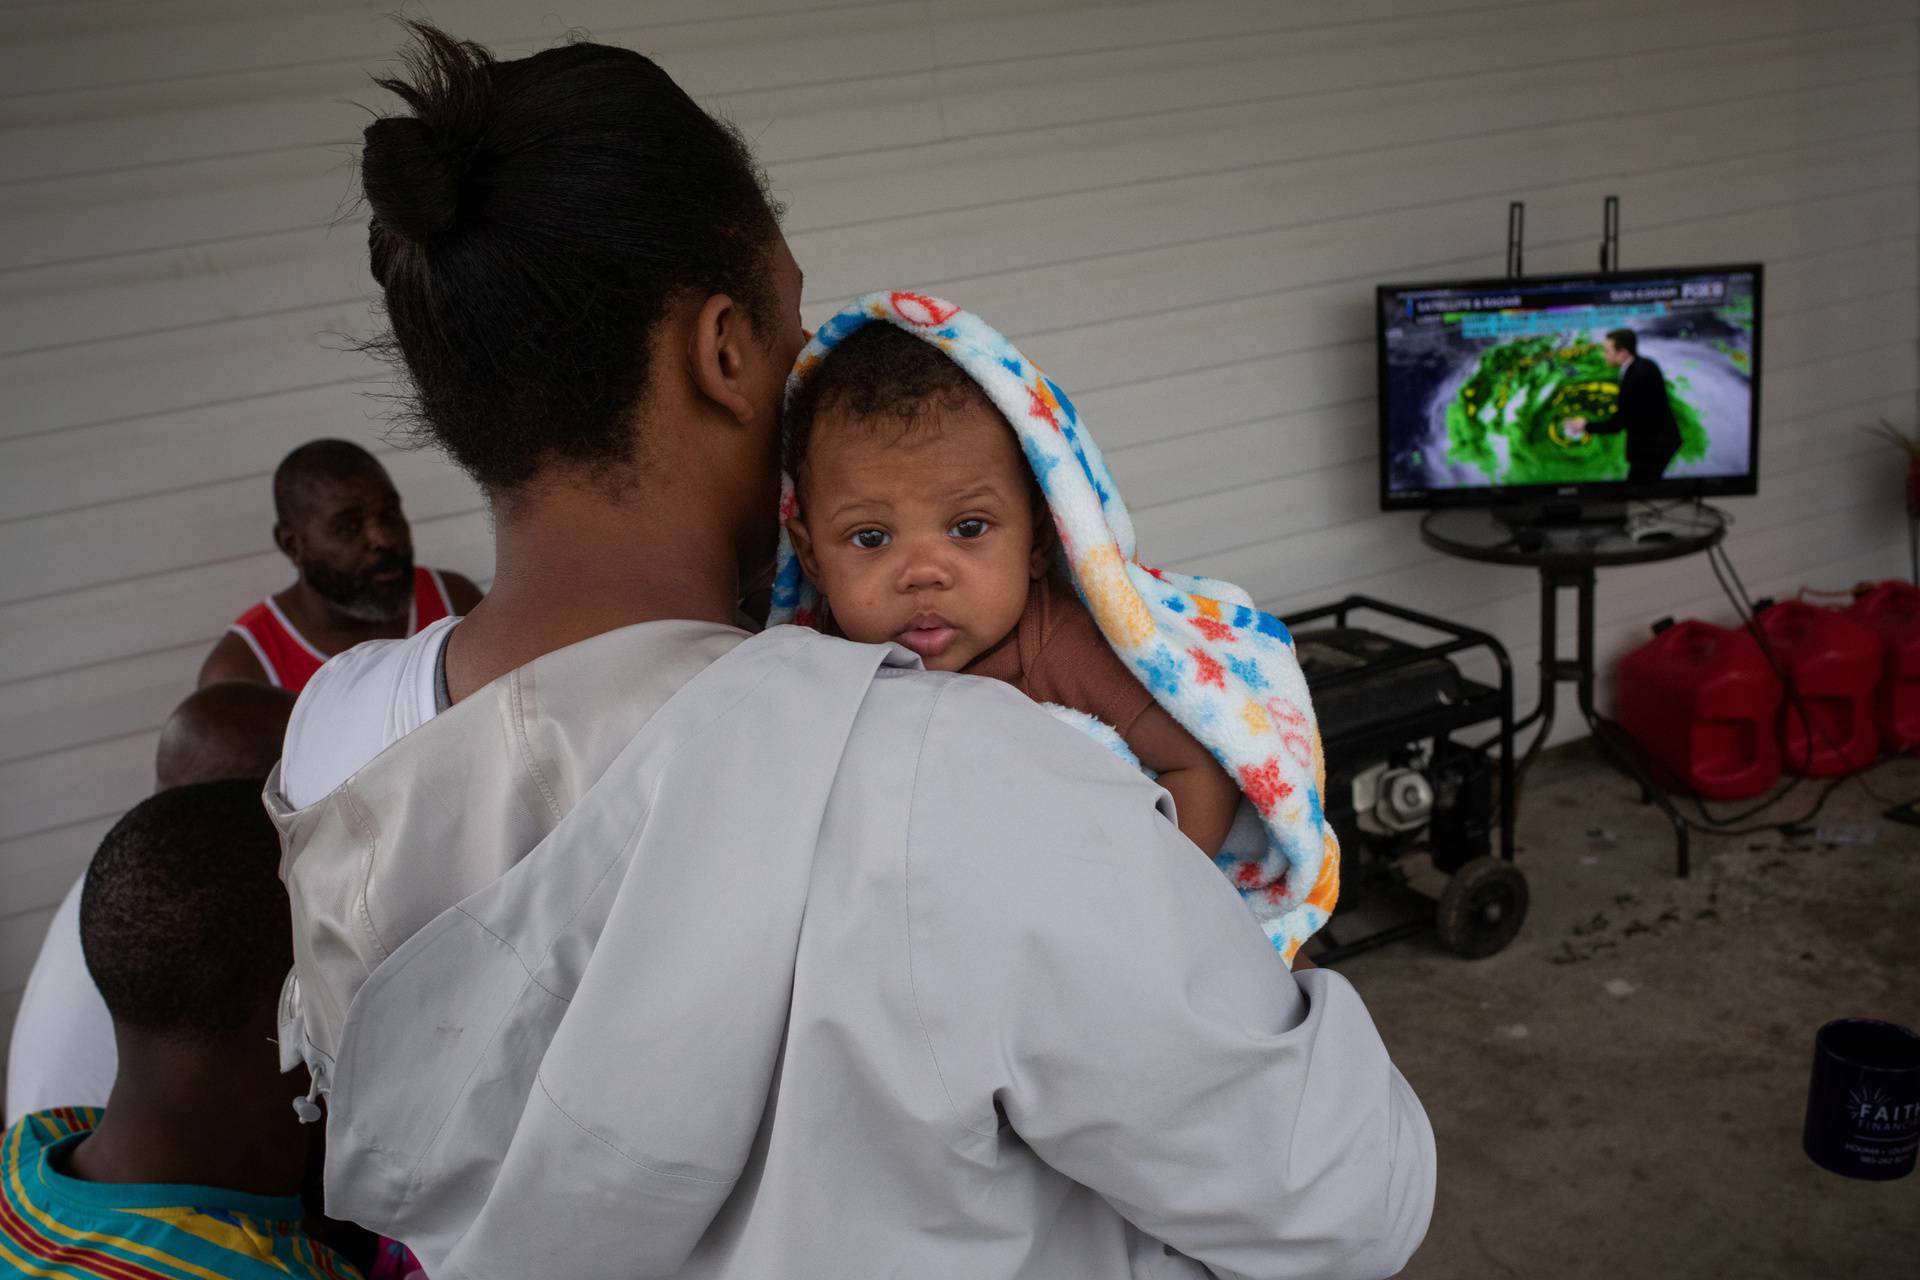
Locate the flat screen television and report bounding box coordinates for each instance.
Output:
[1376,263,1762,513]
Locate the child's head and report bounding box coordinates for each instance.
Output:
[77,779,314,1187]
[82,779,294,1054]
[785,322,1050,672]
[154,680,295,791]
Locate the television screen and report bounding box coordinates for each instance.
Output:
[1377,264,1762,509]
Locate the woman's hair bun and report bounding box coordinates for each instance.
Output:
[363,115,461,243]
[360,20,786,495]
[362,22,498,246]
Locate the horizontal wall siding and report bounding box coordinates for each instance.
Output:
[2,0,1914,1083]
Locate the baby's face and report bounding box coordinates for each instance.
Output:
[790,402,1046,672]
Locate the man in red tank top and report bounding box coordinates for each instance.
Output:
[198,440,483,693]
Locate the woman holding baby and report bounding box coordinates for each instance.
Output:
[271,23,1433,1279]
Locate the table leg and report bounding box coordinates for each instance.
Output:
[1564,568,1692,878]
[1517,568,1560,776]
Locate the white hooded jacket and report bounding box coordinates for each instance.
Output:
[268,622,1434,1279]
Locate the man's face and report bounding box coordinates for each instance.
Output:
[282,468,415,622]
[1603,338,1629,368]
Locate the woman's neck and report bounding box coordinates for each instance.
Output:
[444,481,749,701]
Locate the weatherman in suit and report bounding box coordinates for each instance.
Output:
[1563,329,1681,483]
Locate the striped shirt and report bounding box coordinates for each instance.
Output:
[0,1108,360,1279]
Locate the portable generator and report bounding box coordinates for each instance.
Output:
[1282,596,1523,959]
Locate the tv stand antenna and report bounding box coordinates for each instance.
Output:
[1506,201,1525,279]
[1598,195,1619,273]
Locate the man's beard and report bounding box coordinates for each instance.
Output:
[304,551,414,623]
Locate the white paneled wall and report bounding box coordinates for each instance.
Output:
[2,0,1914,1081]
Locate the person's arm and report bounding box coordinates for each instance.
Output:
[1570,404,1620,438]
[1581,370,1632,436]
[1039,582,1237,856]
[910,682,1434,1279]
[1580,362,1655,438]
[197,630,270,688]
[442,571,485,615]
[1123,703,1241,856]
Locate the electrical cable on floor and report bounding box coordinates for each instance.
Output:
[1688,773,1803,827]
[1587,712,1902,837]
[1697,766,1894,838]
[1849,768,1913,808]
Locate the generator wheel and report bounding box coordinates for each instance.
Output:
[1436,856,1528,959]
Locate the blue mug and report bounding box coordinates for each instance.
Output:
[1803,1019,1920,1181]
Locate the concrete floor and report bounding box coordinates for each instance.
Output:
[1330,744,1920,1280]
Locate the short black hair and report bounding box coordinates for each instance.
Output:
[273,438,387,525]
[783,323,1003,484]
[80,780,292,1039]
[362,23,786,495]
[1605,328,1638,355]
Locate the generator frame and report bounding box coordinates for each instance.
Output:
[1281,595,1518,963]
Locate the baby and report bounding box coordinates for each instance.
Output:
[783,321,1244,856]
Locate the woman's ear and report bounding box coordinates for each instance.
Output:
[687,292,757,425]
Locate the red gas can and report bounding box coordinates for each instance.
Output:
[1755,601,1882,776]
[1846,580,1920,751]
[1617,620,1782,799]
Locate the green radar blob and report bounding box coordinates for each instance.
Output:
[1443,336,1708,485]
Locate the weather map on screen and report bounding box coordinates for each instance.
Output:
[1377,266,1761,507]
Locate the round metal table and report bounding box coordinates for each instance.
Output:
[1419,503,1729,876]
